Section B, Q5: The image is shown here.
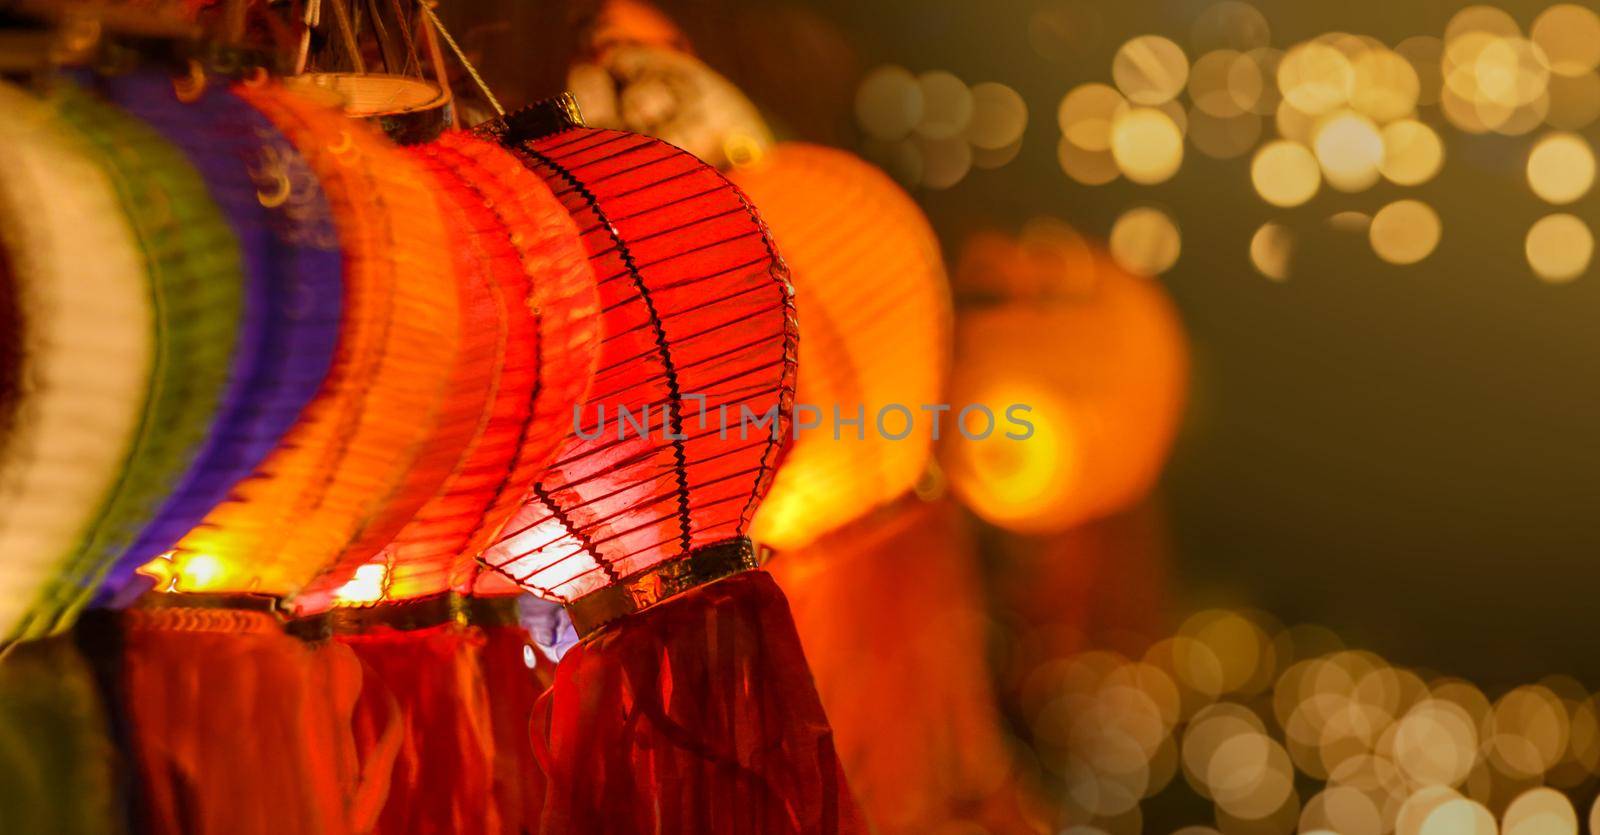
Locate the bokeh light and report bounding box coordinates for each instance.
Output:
[1380,119,1445,185]
[1250,223,1292,281]
[1109,207,1181,275]
[1526,214,1593,282]
[1314,111,1385,192]
[914,70,974,140]
[1370,200,1441,265]
[855,65,922,141]
[1526,132,1595,204]
[1110,107,1184,184]
[1113,35,1190,105]
[1251,140,1320,207]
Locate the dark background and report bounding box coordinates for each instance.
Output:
[449,0,1600,687]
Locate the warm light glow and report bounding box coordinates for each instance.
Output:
[1503,788,1578,835]
[334,563,389,605]
[175,553,221,590]
[1380,119,1445,185]
[1370,200,1441,265]
[1251,140,1320,207]
[1351,49,1421,122]
[1278,42,1354,116]
[1527,132,1595,204]
[1110,107,1184,184]
[1059,83,1127,152]
[1113,35,1190,106]
[1526,214,1593,282]
[1109,207,1181,276]
[1313,111,1385,191]
[1418,798,1497,835]
[947,379,1077,531]
[1531,5,1600,78]
[1250,223,1292,281]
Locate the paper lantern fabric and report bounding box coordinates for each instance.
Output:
[0,81,241,641]
[477,120,797,604]
[0,253,17,442]
[532,568,864,834]
[943,232,1189,533]
[157,81,461,600]
[313,131,599,607]
[771,497,1039,834]
[568,44,774,170]
[734,143,951,550]
[0,83,151,642]
[341,622,499,835]
[118,606,374,835]
[90,72,345,606]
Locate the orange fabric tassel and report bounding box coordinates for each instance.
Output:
[340,623,498,835]
[478,621,555,834]
[771,497,1042,834]
[118,607,373,835]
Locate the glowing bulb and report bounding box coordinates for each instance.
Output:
[334,563,389,605]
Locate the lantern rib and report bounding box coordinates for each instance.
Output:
[514,145,697,564]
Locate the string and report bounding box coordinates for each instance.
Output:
[418,1,504,117]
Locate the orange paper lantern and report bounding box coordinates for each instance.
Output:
[306,131,599,609]
[152,81,462,601]
[732,143,950,550]
[943,223,1189,533]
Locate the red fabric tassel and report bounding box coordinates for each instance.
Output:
[478,623,555,834]
[532,569,865,835]
[119,608,373,835]
[340,623,498,835]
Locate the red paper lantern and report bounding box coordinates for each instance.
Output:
[475,96,864,835]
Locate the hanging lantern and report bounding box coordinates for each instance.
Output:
[0,80,242,642]
[79,74,453,835]
[475,96,865,834]
[290,129,599,835]
[145,78,462,601]
[0,249,16,439]
[942,222,1189,534]
[87,71,345,607]
[568,43,773,170]
[732,143,950,549]
[731,143,1035,832]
